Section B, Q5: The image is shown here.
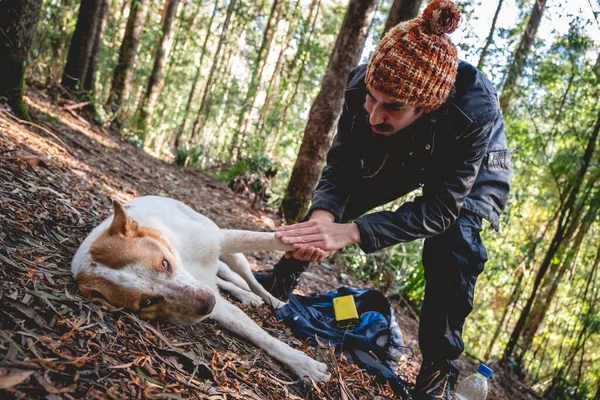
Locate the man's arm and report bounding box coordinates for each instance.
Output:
[354,117,496,253]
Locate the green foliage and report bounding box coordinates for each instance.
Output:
[175,143,205,167]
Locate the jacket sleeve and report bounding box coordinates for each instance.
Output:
[309,66,365,221]
[308,101,357,222]
[353,119,493,253]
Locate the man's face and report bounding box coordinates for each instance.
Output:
[364,86,430,138]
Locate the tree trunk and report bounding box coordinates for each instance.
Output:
[230,0,282,161]
[265,0,320,155]
[189,0,238,142]
[138,0,181,135]
[0,0,43,121]
[477,0,503,71]
[499,0,547,114]
[83,0,112,93]
[503,110,600,363]
[594,50,600,81]
[174,0,219,150]
[62,0,103,91]
[107,0,150,120]
[281,0,378,223]
[517,199,597,362]
[382,0,422,36]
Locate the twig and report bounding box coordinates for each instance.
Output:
[0,109,73,155]
[62,101,91,111]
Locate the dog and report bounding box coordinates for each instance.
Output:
[71,196,330,383]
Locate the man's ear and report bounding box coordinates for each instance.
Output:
[108,199,139,237]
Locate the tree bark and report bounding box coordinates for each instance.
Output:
[107,0,150,120]
[499,0,547,114]
[503,110,600,363]
[281,0,378,223]
[138,0,181,134]
[62,0,103,91]
[477,0,503,71]
[83,0,112,93]
[0,0,43,121]
[382,0,422,36]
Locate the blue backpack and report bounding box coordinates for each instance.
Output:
[275,286,412,398]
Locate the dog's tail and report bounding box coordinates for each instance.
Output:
[220,230,294,254]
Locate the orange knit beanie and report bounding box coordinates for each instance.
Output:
[366,0,461,109]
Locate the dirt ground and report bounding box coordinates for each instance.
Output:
[0,88,543,399]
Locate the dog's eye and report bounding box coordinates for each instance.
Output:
[162,259,171,272]
[140,297,161,309]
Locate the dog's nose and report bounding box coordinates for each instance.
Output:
[195,292,215,316]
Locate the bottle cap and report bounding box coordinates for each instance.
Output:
[477,363,493,379]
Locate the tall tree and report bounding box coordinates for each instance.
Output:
[137,0,181,134]
[499,0,547,114]
[264,0,320,155]
[281,0,379,223]
[503,110,600,363]
[107,0,150,120]
[83,0,112,93]
[187,0,238,145]
[230,0,283,161]
[0,0,43,120]
[62,0,103,91]
[175,0,220,148]
[382,0,423,36]
[477,0,503,71]
[518,193,599,363]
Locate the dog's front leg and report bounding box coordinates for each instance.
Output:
[210,297,330,383]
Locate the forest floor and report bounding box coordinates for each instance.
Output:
[0,86,544,399]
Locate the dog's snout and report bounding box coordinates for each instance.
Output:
[195,292,216,316]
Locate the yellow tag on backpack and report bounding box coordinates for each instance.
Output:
[333,295,359,329]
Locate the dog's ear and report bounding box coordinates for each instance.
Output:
[109,199,139,237]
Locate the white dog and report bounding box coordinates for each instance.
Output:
[71,196,330,383]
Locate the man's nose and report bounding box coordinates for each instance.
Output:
[369,104,385,126]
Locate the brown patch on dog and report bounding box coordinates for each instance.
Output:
[90,200,175,273]
[76,272,167,315]
[76,271,141,309]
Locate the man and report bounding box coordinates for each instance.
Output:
[256,0,512,398]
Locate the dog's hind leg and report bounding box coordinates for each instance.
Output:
[217,260,251,291]
[219,253,286,310]
[217,277,263,306]
[210,297,330,383]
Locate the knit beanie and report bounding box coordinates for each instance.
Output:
[366,0,461,109]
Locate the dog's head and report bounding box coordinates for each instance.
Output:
[75,200,216,325]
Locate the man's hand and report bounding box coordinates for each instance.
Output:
[275,215,361,262]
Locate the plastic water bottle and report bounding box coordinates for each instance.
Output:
[452,363,493,400]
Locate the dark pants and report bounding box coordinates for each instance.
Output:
[419,210,487,365]
[274,208,487,367]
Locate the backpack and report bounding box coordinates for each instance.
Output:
[275,286,412,398]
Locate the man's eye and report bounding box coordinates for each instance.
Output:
[162,259,171,272]
[140,297,161,308]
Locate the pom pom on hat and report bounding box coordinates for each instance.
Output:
[422,0,461,35]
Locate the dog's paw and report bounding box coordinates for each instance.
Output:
[237,291,264,306]
[288,350,330,384]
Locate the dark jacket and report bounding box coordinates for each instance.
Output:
[309,61,512,254]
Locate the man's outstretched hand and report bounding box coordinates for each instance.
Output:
[275,212,361,262]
